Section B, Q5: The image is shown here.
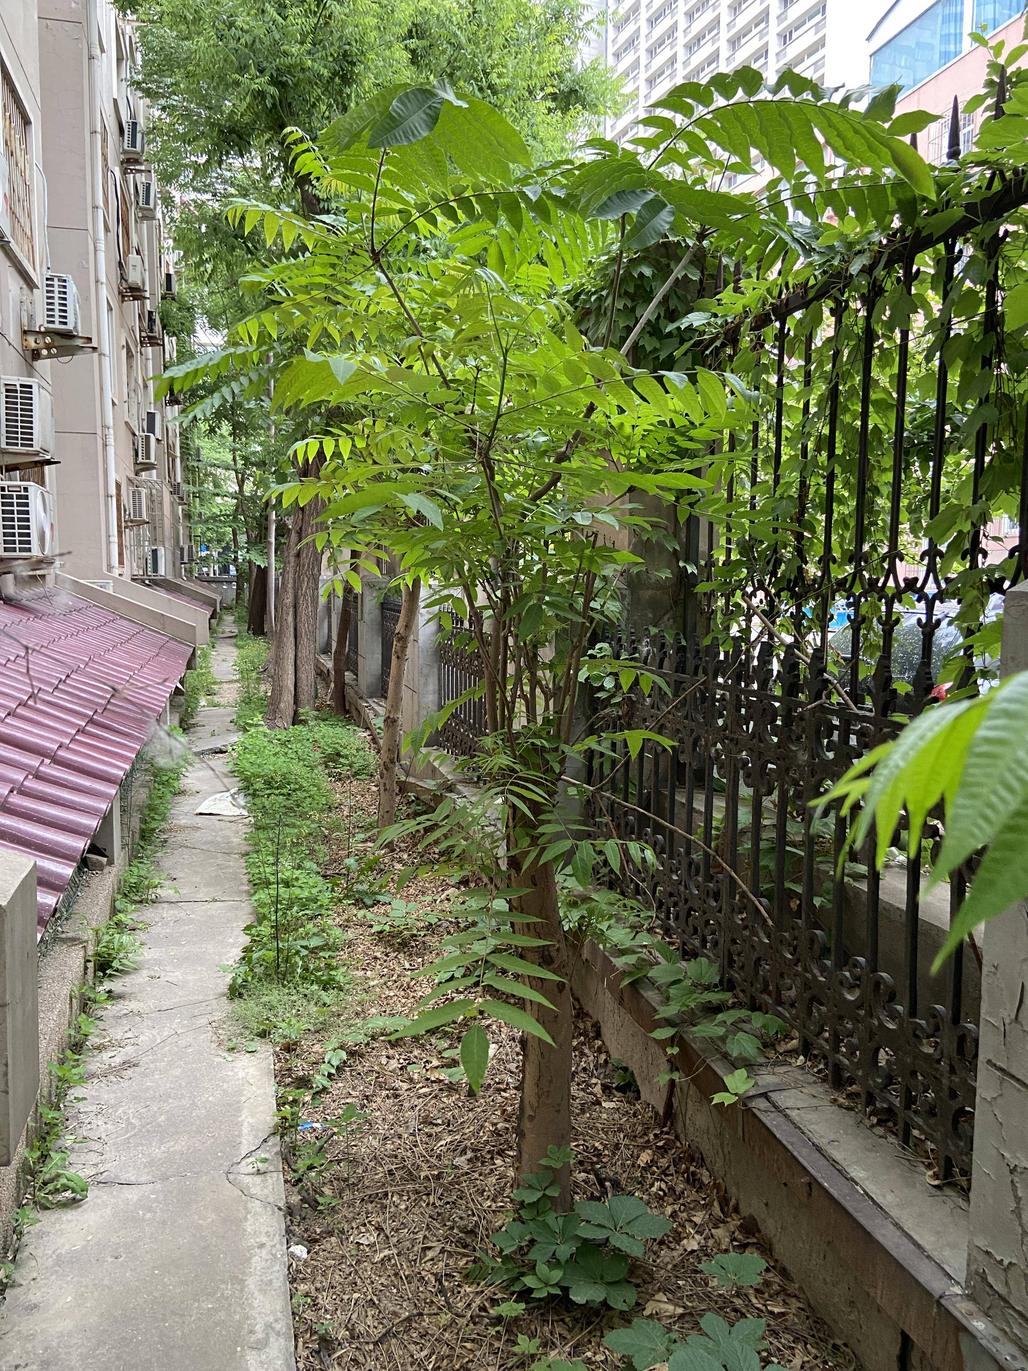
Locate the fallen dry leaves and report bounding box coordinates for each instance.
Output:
[274,776,856,1371]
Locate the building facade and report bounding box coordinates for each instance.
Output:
[0,0,187,589]
[869,0,1024,95]
[0,0,54,553]
[597,0,887,144]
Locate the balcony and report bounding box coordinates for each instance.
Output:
[778,12,826,65]
[727,0,767,36]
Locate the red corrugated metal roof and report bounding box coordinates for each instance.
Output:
[0,590,191,930]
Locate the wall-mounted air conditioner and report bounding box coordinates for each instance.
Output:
[179,544,193,564]
[142,308,162,343]
[122,253,146,298]
[137,177,157,218]
[134,432,158,471]
[0,378,53,456]
[0,481,56,557]
[143,409,163,441]
[42,273,82,335]
[123,119,145,161]
[126,485,149,525]
[163,268,176,298]
[147,545,166,576]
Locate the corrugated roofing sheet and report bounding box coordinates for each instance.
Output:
[0,589,191,931]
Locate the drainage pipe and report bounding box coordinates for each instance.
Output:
[86,0,121,575]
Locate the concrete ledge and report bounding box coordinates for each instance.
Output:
[56,572,204,648]
[571,938,1025,1371]
[149,575,221,614]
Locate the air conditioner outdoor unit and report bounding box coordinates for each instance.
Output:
[0,481,56,557]
[143,408,163,441]
[163,268,176,298]
[123,119,145,161]
[123,253,146,296]
[179,543,193,564]
[0,378,52,456]
[126,485,149,525]
[143,308,161,343]
[42,273,82,335]
[137,176,157,217]
[134,432,158,471]
[147,545,166,576]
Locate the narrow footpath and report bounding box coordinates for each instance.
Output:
[0,626,295,1371]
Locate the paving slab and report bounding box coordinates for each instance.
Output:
[0,631,295,1371]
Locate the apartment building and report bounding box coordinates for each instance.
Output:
[600,0,884,144]
[38,0,186,586]
[0,0,190,590]
[870,0,1024,95]
[0,1,54,548]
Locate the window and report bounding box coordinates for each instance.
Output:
[0,64,34,266]
[974,0,1025,32]
[870,0,963,91]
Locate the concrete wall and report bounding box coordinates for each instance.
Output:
[966,581,1028,1350]
[0,852,39,1169]
[55,570,204,646]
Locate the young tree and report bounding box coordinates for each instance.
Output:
[168,76,933,1192]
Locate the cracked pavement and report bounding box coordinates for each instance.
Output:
[0,630,295,1371]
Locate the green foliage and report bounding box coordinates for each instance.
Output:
[473,1148,671,1311]
[822,668,1028,969]
[234,631,270,731]
[179,645,217,729]
[699,1252,768,1288]
[604,1313,786,1371]
[230,714,374,995]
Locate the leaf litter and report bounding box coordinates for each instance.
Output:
[274,776,856,1371]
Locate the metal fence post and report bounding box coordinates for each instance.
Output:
[966,579,1028,1347]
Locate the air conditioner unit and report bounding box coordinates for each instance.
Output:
[0,482,56,557]
[147,545,166,576]
[137,176,157,217]
[179,543,193,564]
[134,432,158,471]
[126,485,149,525]
[122,253,146,297]
[143,408,163,441]
[42,273,82,335]
[143,307,161,343]
[123,119,145,161]
[0,378,52,456]
[163,268,177,298]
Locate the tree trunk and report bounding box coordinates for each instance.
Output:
[332,592,352,716]
[294,502,322,715]
[377,578,421,828]
[247,563,267,637]
[513,846,573,1208]
[266,511,299,728]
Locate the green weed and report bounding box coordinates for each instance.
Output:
[179,645,217,729]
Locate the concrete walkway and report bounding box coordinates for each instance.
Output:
[0,628,295,1371]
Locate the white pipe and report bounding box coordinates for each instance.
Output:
[87,0,120,575]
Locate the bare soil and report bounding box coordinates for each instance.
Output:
[276,777,856,1371]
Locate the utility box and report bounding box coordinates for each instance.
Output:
[0,851,39,1166]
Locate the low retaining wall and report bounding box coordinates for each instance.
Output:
[571,938,1023,1371]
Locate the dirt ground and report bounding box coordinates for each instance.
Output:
[275,778,856,1371]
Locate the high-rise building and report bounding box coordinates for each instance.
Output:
[869,0,1024,96]
[597,0,887,145]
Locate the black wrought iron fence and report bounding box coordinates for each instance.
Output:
[344,589,358,677]
[585,112,1028,1181]
[380,594,402,696]
[436,617,487,758]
